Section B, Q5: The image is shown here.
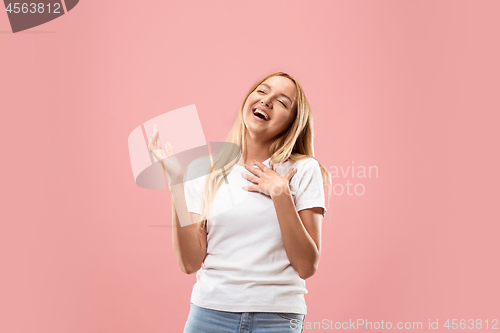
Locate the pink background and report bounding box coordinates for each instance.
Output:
[1,0,499,332]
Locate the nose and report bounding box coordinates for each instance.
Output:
[261,97,272,108]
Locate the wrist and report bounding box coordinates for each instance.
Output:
[167,174,184,187]
[270,184,292,199]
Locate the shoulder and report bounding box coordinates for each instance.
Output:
[288,157,326,203]
[295,159,322,182]
[274,156,319,170]
[276,157,321,182]
[288,157,320,171]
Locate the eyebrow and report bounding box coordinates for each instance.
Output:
[259,83,294,106]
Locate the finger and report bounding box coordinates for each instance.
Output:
[242,185,260,192]
[285,168,297,181]
[148,132,156,149]
[165,142,174,156]
[243,163,261,176]
[151,125,157,141]
[154,124,162,143]
[252,160,270,172]
[148,136,155,150]
[153,130,163,150]
[148,129,156,145]
[241,172,259,183]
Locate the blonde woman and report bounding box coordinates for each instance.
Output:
[148,72,331,333]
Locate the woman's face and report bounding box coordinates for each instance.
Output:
[243,75,297,142]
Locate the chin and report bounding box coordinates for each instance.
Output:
[243,115,263,135]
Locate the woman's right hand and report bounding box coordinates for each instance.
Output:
[148,124,185,184]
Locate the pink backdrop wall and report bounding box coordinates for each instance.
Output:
[1,0,499,332]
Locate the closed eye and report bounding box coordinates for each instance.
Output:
[257,90,287,108]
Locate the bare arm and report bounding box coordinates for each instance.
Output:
[271,187,323,280]
[146,124,207,275]
[169,177,207,275]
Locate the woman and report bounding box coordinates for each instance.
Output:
[148,72,331,333]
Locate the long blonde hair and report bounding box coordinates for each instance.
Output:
[197,72,331,229]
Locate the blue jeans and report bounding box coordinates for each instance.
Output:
[183,302,305,333]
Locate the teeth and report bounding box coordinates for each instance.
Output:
[253,109,269,120]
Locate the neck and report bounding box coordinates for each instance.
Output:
[241,132,273,165]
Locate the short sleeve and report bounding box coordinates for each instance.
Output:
[183,160,207,215]
[291,159,327,216]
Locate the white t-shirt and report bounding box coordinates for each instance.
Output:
[183,156,327,315]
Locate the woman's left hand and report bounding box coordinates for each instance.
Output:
[241,160,297,197]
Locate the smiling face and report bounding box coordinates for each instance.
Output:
[243,75,298,142]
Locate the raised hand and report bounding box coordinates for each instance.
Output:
[147,124,185,184]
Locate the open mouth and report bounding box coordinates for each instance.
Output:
[252,108,270,121]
